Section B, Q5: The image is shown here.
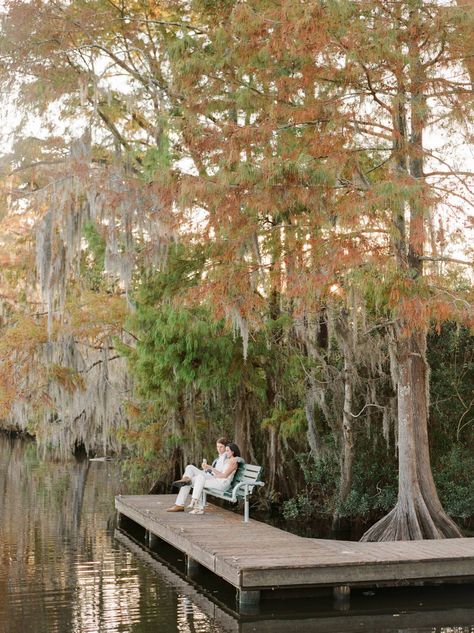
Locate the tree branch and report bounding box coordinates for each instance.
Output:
[420,255,473,266]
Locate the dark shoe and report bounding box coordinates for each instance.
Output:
[172,477,191,488]
[166,505,185,512]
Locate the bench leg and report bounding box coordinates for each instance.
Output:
[243,497,250,523]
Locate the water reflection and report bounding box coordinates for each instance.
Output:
[1,434,473,633]
[0,435,179,633]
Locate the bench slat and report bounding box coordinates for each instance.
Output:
[240,464,261,472]
[238,474,260,482]
[239,471,261,479]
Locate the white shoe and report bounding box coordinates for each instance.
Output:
[189,508,204,514]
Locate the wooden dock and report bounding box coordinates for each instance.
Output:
[114,529,474,631]
[115,494,474,608]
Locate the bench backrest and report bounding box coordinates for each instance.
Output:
[232,462,263,499]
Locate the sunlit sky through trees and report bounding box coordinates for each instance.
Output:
[1,57,472,269]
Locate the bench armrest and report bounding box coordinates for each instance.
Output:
[230,480,265,503]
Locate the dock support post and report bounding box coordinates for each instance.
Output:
[237,589,260,612]
[333,585,350,610]
[186,555,200,578]
[147,530,159,550]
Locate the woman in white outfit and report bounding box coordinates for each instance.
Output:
[167,437,227,512]
[166,442,241,513]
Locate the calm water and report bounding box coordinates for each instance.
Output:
[1,434,474,633]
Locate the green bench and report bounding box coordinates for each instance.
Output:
[202,460,264,522]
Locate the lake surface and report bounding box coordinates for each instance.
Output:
[1,434,473,633]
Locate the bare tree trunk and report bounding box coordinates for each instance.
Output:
[361,328,462,540]
[266,425,278,491]
[233,385,256,463]
[339,355,354,505]
[333,314,356,511]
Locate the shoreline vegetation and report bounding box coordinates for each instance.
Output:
[2,319,473,543]
[0,0,473,541]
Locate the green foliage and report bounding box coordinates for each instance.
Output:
[282,493,319,521]
[140,127,173,182]
[117,245,262,480]
[80,221,106,291]
[282,452,339,520]
[428,324,474,521]
[428,323,474,452]
[124,251,248,404]
[261,406,306,440]
[336,458,398,519]
[129,302,241,400]
[434,446,474,519]
[283,442,398,524]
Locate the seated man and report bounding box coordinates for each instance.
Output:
[166,436,228,512]
[208,436,229,473]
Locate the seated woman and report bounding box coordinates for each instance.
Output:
[166,443,241,514]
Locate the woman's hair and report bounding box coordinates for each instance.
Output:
[216,437,228,446]
[226,442,241,457]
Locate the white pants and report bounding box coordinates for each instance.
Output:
[175,464,212,507]
[191,473,233,504]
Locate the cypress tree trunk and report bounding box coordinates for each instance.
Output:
[361,328,462,541]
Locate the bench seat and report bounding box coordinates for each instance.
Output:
[202,461,264,522]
